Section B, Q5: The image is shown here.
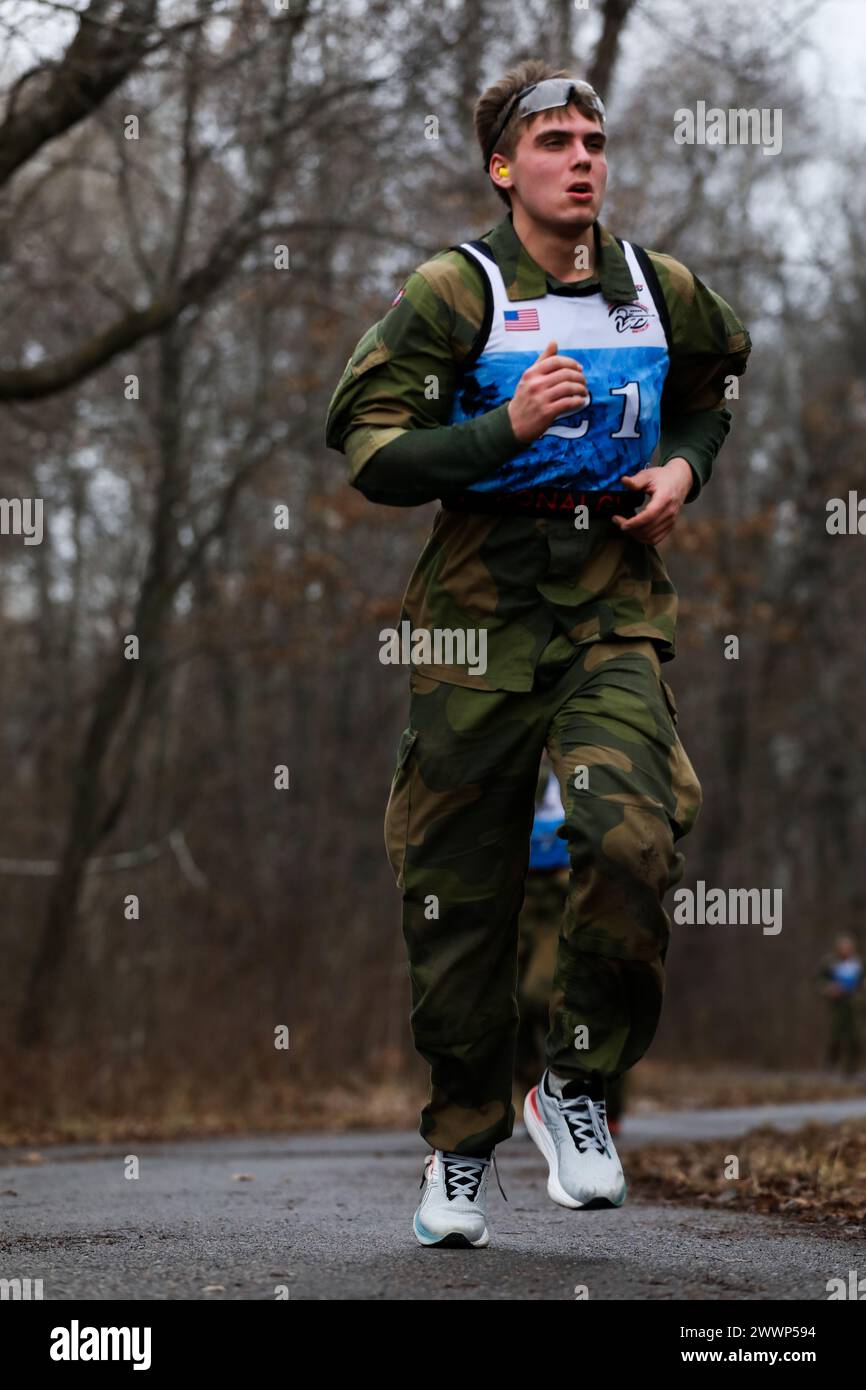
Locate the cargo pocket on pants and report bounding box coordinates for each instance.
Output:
[384,727,419,890]
[658,677,702,839]
[660,678,679,725]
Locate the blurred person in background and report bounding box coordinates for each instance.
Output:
[817,934,864,1077]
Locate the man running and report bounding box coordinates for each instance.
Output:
[325,58,751,1249]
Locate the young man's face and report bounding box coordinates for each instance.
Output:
[500,103,607,231]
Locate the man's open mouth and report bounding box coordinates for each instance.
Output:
[567,182,592,195]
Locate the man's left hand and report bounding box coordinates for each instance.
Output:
[611,458,694,545]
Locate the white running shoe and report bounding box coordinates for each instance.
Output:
[524,1069,627,1210]
[413,1149,505,1248]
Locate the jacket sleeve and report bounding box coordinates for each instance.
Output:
[649,250,752,503]
[324,256,525,506]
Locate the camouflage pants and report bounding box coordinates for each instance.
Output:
[515,870,568,1079]
[515,871,629,1121]
[384,635,703,1156]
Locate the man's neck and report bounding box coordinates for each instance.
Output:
[510,206,597,283]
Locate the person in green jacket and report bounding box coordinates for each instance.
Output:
[326,57,751,1248]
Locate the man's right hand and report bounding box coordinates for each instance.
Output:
[506,340,589,444]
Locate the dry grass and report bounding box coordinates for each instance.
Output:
[623,1118,866,1232]
[0,1063,419,1149]
[0,1049,862,1150]
[621,1058,866,1112]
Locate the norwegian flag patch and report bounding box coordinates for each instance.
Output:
[504,308,540,331]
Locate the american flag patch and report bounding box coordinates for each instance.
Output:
[390,286,406,307]
[504,308,539,331]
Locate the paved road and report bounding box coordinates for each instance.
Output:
[2,1098,865,1300]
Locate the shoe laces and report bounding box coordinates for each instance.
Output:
[419,1150,508,1202]
[558,1094,610,1156]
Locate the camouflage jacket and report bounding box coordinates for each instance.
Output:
[325,212,751,691]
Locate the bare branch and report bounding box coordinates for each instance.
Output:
[0,825,208,886]
[0,0,159,189]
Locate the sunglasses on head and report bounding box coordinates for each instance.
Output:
[482,77,606,171]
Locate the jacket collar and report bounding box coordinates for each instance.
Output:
[480,210,638,304]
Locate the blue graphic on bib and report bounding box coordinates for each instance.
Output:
[451,346,668,492]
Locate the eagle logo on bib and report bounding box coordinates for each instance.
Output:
[610,302,651,334]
